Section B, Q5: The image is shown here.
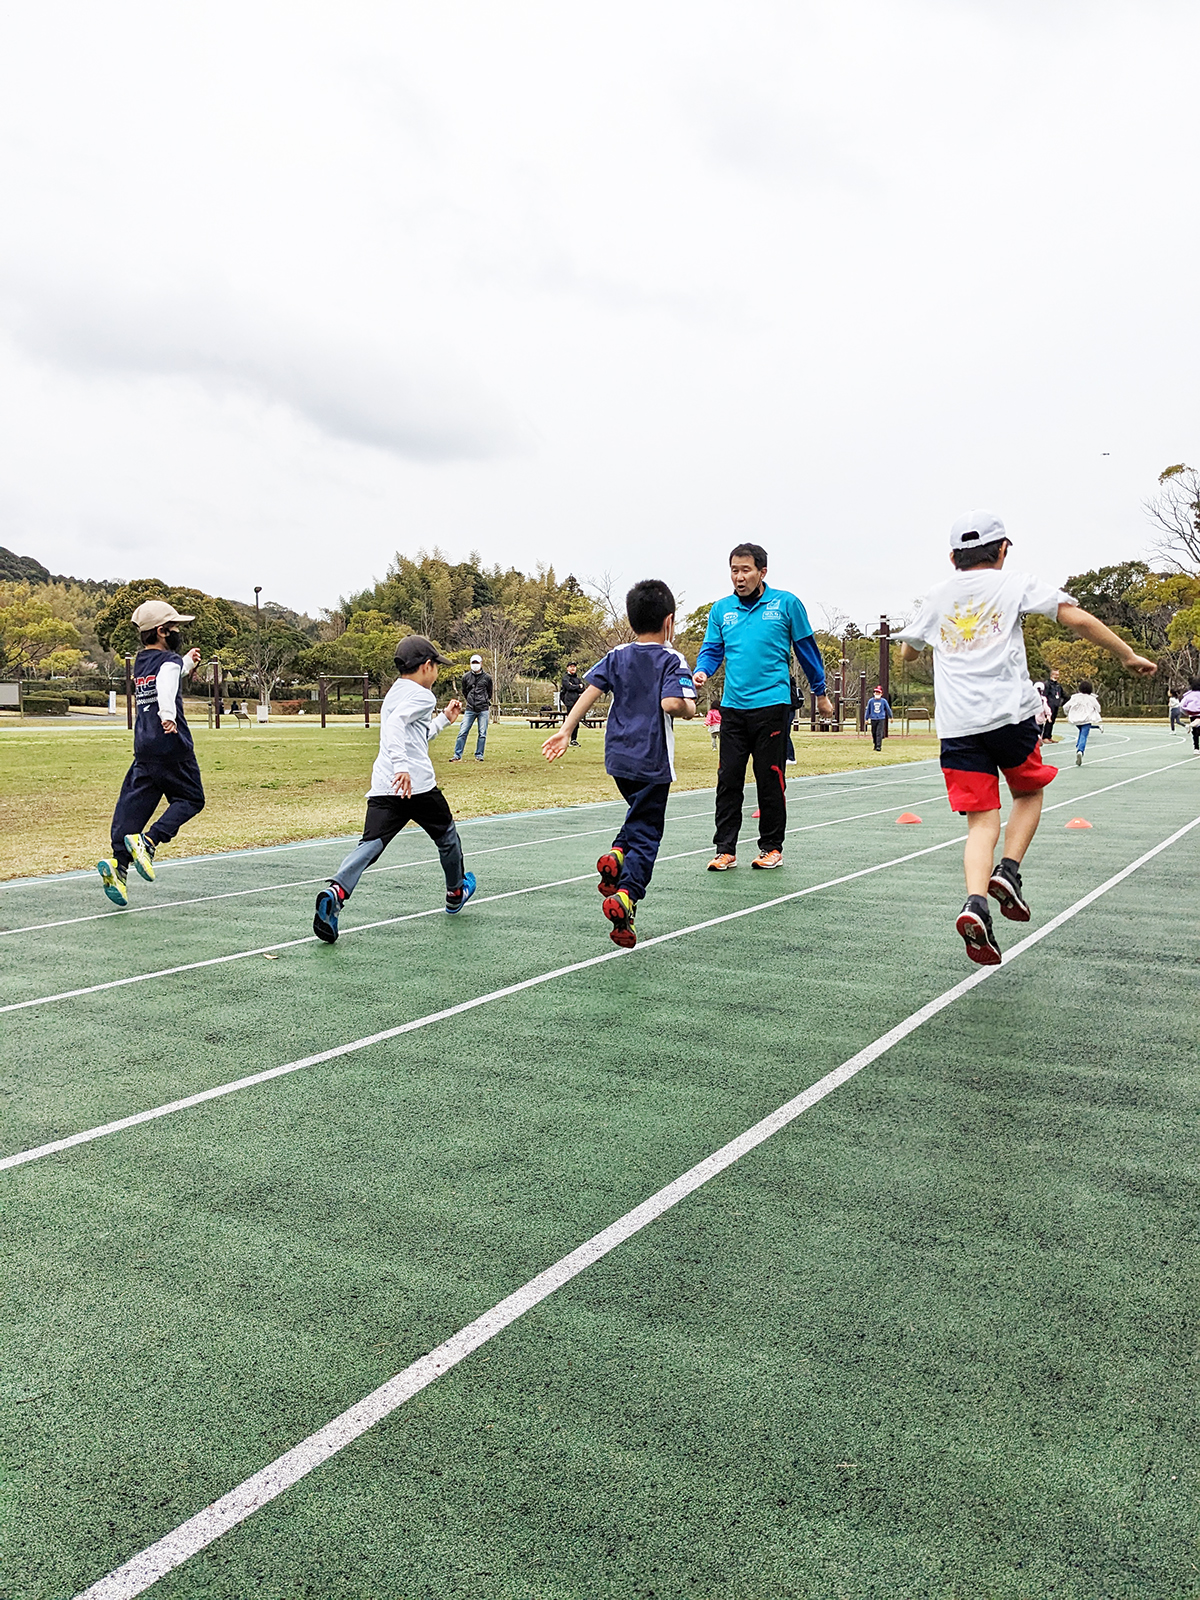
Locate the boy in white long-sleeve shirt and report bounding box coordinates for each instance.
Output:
[313,635,474,942]
[97,600,205,906]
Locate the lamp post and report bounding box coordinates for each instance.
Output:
[254,586,263,721]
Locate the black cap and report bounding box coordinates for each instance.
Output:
[394,634,451,672]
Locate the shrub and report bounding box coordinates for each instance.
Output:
[23,695,69,715]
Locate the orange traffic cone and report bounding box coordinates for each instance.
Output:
[1065,817,1093,829]
[896,812,922,824]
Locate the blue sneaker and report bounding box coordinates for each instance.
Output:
[97,859,128,907]
[445,871,476,915]
[313,885,344,943]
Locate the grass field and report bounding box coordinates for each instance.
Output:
[0,717,938,881]
[2,729,1198,1600]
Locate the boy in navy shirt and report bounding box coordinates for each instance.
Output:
[97,600,205,906]
[543,579,696,948]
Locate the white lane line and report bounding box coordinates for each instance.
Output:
[0,759,946,891]
[6,745,1189,1016]
[0,772,950,938]
[1,826,966,1172]
[0,794,947,1013]
[70,807,1200,1600]
[0,812,718,939]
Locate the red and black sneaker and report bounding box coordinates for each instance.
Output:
[988,858,1030,922]
[602,889,637,948]
[955,895,1002,966]
[597,847,625,895]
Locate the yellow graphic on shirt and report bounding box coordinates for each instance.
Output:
[939,599,1003,652]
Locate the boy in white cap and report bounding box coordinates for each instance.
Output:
[313,635,475,942]
[96,601,205,905]
[450,652,493,762]
[898,512,1155,965]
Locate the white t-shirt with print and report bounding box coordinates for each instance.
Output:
[898,568,1074,739]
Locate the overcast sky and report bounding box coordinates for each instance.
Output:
[1,0,1197,626]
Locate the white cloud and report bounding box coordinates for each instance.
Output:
[0,0,1196,616]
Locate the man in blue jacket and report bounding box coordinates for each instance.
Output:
[693,543,833,870]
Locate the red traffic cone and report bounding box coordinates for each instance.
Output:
[752,808,761,818]
[896,811,922,824]
[1065,817,1093,829]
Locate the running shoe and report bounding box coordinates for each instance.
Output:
[955,895,1002,966]
[602,889,637,948]
[988,859,1031,922]
[313,884,345,943]
[596,848,625,894]
[97,859,128,907]
[1075,750,1082,766]
[124,832,156,881]
[448,755,462,762]
[751,850,784,870]
[707,853,737,871]
[446,870,477,914]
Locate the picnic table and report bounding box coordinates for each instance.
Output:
[526,705,563,728]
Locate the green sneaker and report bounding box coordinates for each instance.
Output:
[124,833,157,882]
[97,859,128,907]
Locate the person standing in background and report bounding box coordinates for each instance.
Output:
[451,653,493,762]
[864,684,893,752]
[560,661,586,747]
[1042,668,1066,741]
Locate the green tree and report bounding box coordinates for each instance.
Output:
[0,591,84,675]
[96,580,241,660]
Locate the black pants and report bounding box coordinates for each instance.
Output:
[869,718,886,751]
[612,776,671,901]
[110,753,205,870]
[714,703,791,855]
[332,789,464,897]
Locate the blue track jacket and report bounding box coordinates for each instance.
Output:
[865,695,893,722]
[695,584,826,710]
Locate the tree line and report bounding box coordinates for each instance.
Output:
[2,462,1198,704]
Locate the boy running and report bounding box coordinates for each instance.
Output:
[543,579,696,948]
[97,601,205,906]
[313,636,474,943]
[898,511,1155,965]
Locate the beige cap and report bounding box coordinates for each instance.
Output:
[131,600,195,629]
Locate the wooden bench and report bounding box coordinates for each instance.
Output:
[227,704,252,727]
[527,705,563,728]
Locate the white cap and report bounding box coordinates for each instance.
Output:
[950,510,1008,551]
[131,599,195,628]
[470,654,483,667]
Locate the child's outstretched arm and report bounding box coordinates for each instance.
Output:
[1057,604,1156,675]
[543,684,602,760]
[662,694,696,718]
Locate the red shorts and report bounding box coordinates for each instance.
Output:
[939,718,1058,813]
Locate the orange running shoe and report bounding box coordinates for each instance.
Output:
[596,848,624,894]
[707,853,737,871]
[602,889,637,947]
[751,850,784,869]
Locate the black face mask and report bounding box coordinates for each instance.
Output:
[165,629,183,653]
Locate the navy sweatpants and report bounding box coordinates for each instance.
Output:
[613,777,672,902]
[110,754,205,870]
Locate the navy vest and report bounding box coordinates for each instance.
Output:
[133,649,193,758]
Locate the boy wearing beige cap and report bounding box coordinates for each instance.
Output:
[96,601,205,906]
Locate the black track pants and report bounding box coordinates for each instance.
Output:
[714,703,791,855]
